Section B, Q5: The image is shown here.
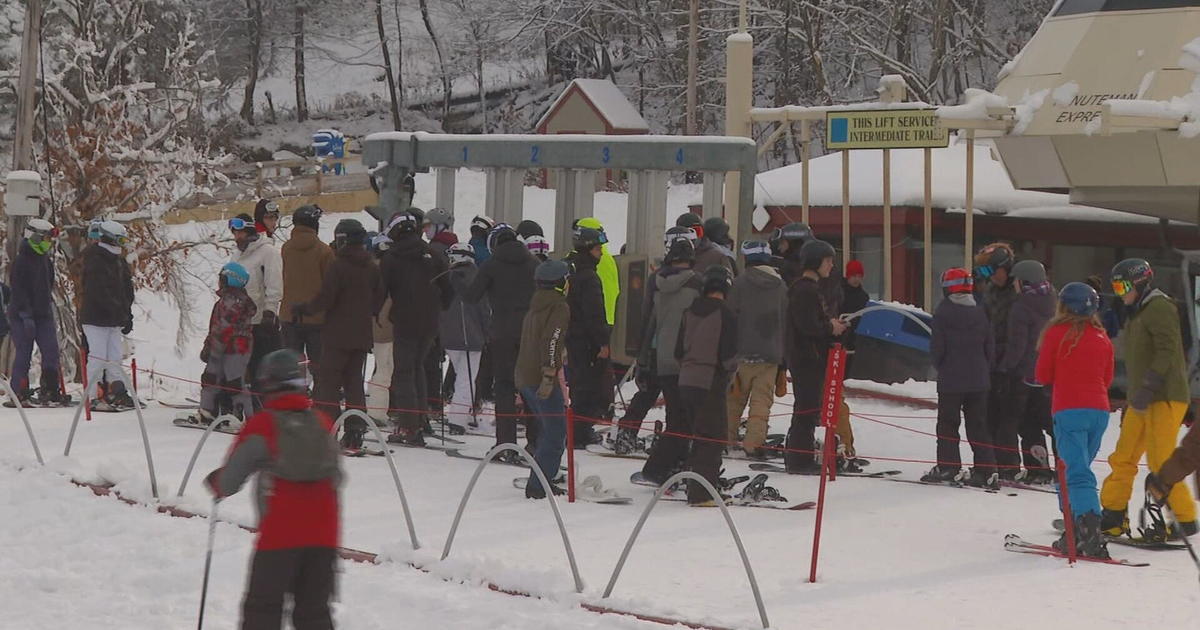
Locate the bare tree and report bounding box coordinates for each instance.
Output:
[417,0,451,121]
[376,0,402,129]
[295,0,309,122]
[240,0,264,123]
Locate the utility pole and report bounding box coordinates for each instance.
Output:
[7,0,42,264]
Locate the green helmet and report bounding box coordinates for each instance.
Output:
[256,349,308,394]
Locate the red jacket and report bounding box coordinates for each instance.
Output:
[1035,323,1113,415]
[209,394,340,550]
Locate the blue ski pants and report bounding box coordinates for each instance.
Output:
[8,312,60,391]
[521,384,566,493]
[1053,408,1109,517]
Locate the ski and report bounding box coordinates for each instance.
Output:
[511,477,632,505]
[1050,520,1187,550]
[747,463,901,478]
[1004,534,1149,566]
[881,476,1018,496]
[444,448,566,470]
[159,401,200,410]
[999,479,1057,494]
[342,447,389,457]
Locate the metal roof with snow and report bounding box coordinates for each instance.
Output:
[535,79,649,133]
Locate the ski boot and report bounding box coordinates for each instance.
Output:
[525,480,566,500]
[613,428,641,455]
[920,466,962,483]
[340,427,366,450]
[1138,501,1199,541]
[387,428,426,447]
[1100,508,1130,537]
[1016,468,1056,485]
[3,387,37,408]
[1053,512,1111,559]
[494,450,526,466]
[963,468,1000,490]
[177,409,217,427]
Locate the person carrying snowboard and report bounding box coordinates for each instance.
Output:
[676,265,738,505]
[1035,282,1113,558]
[188,262,257,428]
[79,220,136,411]
[204,349,342,630]
[923,268,998,488]
[7,218,68,406]
[516,260,572,498]
[1100,258,1198,537]
[294,219,382,448]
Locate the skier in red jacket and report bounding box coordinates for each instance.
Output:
[206,349,342,630]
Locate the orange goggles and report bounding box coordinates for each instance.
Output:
[1111,280,1133,297]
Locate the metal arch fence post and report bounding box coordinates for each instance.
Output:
[331,410,421,550]
[602,471,769,630]
[63,362,158,499]
[1,376,44,465]
[441,442,584,594]
[176,418,225,497]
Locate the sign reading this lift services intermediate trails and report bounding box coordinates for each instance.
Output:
[826,109,949,150]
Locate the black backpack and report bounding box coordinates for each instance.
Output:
[270,409,340,482]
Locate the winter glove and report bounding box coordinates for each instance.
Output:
[260,310,279,330]
[1130,370,1164,412]
[203,468,224,498]
[1146,473,1172,506]
[121,320,133,335]
[537,367,557,400]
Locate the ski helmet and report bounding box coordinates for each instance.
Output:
[470,215,495,235]
[255,349,309,394]
[703,217,731,246]
[447,242,476,266]
[741,240,772,265]
[663,226,698,249]
[663,236,696,266]
[524,235,550,260]
[1110,258,1153,298]
[798,239,836,272]
[292,204,323,230]
[488,223,518,252]
[219,261,251,289]
[426,207,454,229]
[576,217,609,244]
[534,259,570,290]
[24,218,57,254]
[406,206,426,227]
[701,265,734,296]
[1059,282,1100,317]
[675,212,704,240]
[334,218,367,248]
[941,268,974,296]
[1012,259,1046,285]
[97,220,128,247]
[573,226,604,252]
[87,218,104,241]
[386,211,419,239]
[369,233,392,255]
[974,243,1015,279]
[516,219,545,240]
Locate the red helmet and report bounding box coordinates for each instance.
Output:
[941,268,974,296]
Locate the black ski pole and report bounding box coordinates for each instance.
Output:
[197,499,220,630]
[461,305,478,427]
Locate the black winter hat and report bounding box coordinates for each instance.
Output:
[703,217,731,246]
[293,204,323,230]
[676,212,702,229]
[799,239,836,272]
[702,266,733,296]
[334,219,367,247]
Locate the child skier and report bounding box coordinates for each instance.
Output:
[516,259,572,498]
[1100,258,1198,537]
[205,349,342,630]
[79,220,136,412]
[924,268,998,489]
[186,262,257,428]
[440,243,490,430]
[676,265,738,505]
[1035,282,1113,558]
[726,240,786,459]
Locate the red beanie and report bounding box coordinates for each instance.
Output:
[846,260,865,278]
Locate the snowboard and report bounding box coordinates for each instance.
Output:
[444,448,567,470]
[511,477,632,505]
[172,413,241,435]
[747,463,901,478]
[1004,534,1149,567]
[999,479,1057,494]
[342,447,390,457]
[3,397,75,409]
[1050,519,1187,550]
[159,400,200,410]
[881,476,1018,496]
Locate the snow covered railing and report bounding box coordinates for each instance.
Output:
[441,443,584,594]
[63,361,158,499]
[0,376,44,465]
[603,471,769,630]
[330,410,421,550]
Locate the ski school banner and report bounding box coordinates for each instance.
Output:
[820,345,846,429]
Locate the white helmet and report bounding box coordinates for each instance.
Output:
[98,220,128,246]
[25,217,55,236]
[447,242,476,266]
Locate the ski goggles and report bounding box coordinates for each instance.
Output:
[740,240,772,259]
[24,226,59,242]
[261,201,280,218]
[664,228,698,249]
[228,217,254,232]
[1111,279,1134,297]
[974,264,995,279]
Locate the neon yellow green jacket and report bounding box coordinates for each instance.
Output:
[577,217,620,326]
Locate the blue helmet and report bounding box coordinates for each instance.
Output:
[1059,282,1099,317]
[219,262,250,288]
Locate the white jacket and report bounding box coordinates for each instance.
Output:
[232,237,283,325]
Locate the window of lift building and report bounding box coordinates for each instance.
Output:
[1054,0,1200,17]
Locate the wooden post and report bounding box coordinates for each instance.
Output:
[882,149,892,302]
[923,147,933,311]
[964,130,975,270]
[255,166,264,199]
[315,161,324,195]
[801,120,811,225]
[841,150,851,266]
[7,0,42,263]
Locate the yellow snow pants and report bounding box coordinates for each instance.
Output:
[726,362,778,452]
[1100,401,1196,523]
